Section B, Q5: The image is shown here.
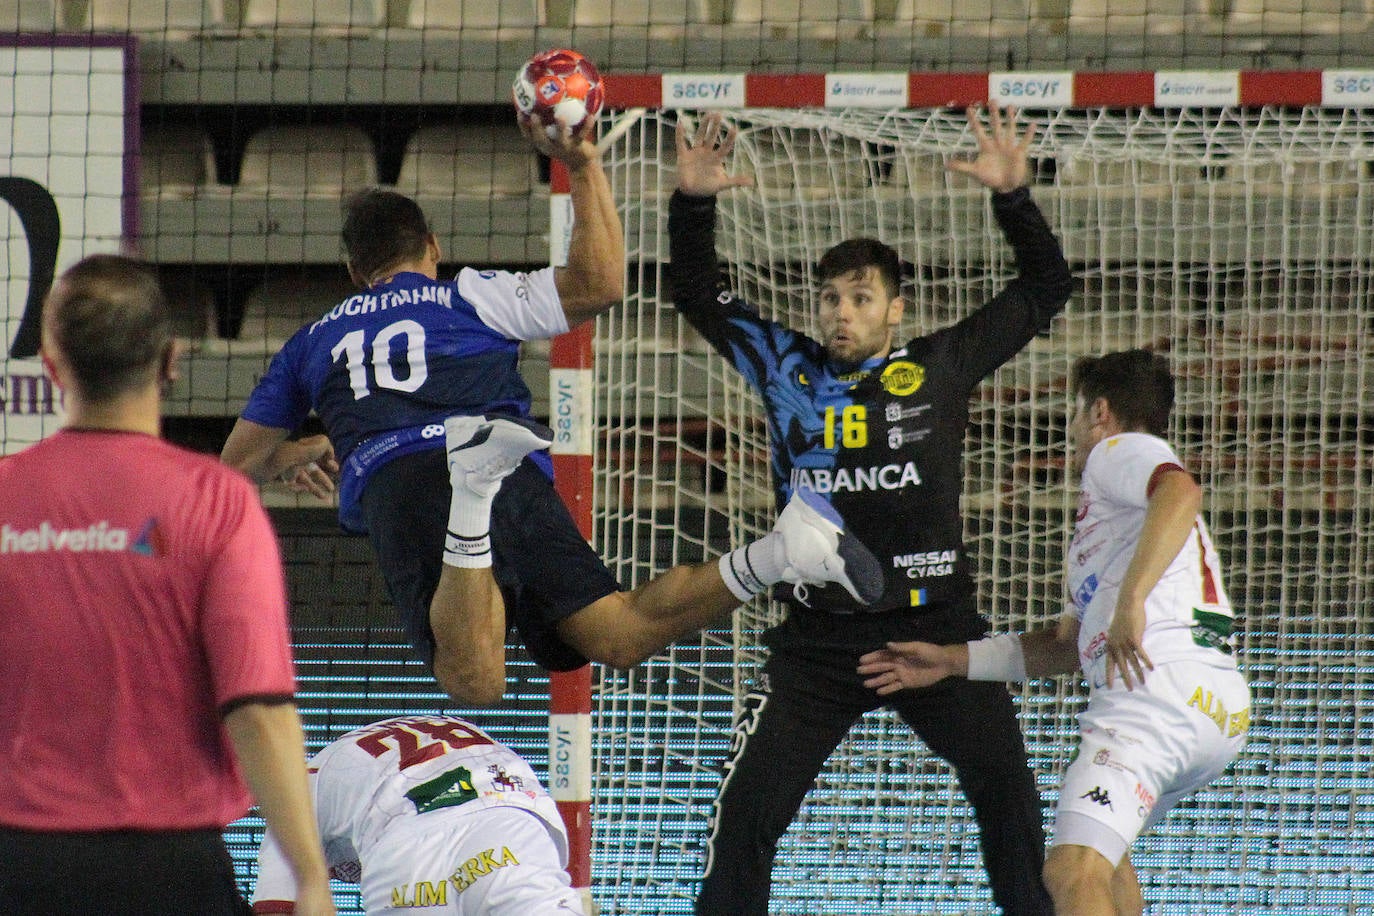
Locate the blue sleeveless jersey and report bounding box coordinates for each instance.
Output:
[242,270,559,530]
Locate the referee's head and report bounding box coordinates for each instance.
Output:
[41,254,172,404]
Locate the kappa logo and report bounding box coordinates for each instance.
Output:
[1081,786,1114,809]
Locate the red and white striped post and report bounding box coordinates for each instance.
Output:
[545,159,595,901]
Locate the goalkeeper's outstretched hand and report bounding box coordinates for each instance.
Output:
[675,111,754,197]
[948,103,1035,194]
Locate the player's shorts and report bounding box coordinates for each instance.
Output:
[361,448,621,671]
[0,826,249,915]
[1053,658,1250,866]
[359,807,585,916]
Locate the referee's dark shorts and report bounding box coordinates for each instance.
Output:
[0,826,250,915]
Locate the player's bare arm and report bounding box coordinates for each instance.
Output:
[221,418,339,499]
[947,104,1035,194]
[527,115,626,326]
[858,641,967,695]
[675,111,755,198]
[859,617,1081,695]
[1105,467,1201,688]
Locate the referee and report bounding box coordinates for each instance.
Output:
[0,255,332,915]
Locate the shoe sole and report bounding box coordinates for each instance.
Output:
[794,488,886,606]
[446,413,554,455]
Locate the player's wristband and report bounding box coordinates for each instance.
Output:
[966,633,1027,682]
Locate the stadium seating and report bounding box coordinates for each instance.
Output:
[729,0,873,37]
[749,132,877,200]
[157,272,217,348]
[883,152,954,196]
[889,0,1030,37]
[1223,0,1363,34]
[402,0,544,30]
[240,0,385,31]
[237,124,377,195]
[209,272,356,356]
[139,125,218,197]
[1066,0,1203,34]
[85,0,226,31]
[394,122,537,198]
[569,0,713,28]
[1055,154,1181,201]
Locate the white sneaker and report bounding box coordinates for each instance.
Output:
[444,414,554,498]
[775,487,885,606]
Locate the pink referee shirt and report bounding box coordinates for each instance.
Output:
[0,429,298,831]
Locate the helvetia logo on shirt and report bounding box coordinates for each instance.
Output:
[0,518,162,556]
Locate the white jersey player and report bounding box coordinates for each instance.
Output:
[1068,430,1238,690]
[858,349,1250,916]
[251,715,584,916]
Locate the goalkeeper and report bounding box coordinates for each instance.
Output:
[668,105,1070,916]
[860,350,1250,916]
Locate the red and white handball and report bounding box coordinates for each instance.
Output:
[512,48,604,139]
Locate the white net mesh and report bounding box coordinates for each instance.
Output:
[593,107,1373,914]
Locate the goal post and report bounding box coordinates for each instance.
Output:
[585,87,1373,912]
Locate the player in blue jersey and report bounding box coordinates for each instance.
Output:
[668,107,1072,915]
[221,117,883,708]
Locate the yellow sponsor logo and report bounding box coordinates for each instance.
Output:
[449,846,521,894]
[1187,685,1250,738]
[391,880,448,908]
[880,361,924,396]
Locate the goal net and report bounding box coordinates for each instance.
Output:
[592,106,1373,913]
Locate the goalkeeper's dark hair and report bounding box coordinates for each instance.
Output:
[1072,349,1174,437]
[817,238,903,300]
[342,189,432,285]
[43,254,171,403]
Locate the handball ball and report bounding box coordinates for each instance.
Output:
[512,49,604,139]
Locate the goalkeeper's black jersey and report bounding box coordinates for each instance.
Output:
[668,187,1072,616]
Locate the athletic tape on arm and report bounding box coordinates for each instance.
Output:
[966,633,1027,682]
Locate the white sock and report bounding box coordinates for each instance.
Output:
[443,485,496,569]
[718,532,786,602]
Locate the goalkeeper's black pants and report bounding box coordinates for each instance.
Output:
[694,619,1054,916]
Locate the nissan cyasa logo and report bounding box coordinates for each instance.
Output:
[3,177,61,360]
